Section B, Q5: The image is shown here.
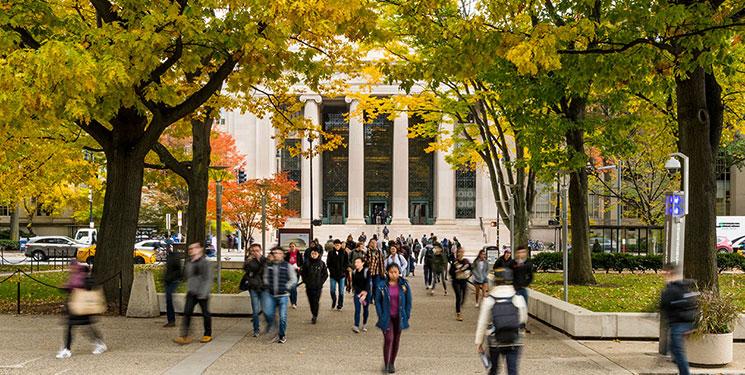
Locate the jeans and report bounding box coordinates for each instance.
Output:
[669,322,692,375]
[182,292,212,337]
[263,292,289,338]
[249,290,263,334]
[432,271,447,291]
[330,277,346,309]
[423,265,432,287]
[306,288,322,318]
[383,315,402,366]
[289,286,298,306]
[453,279,468,313]
[489,346,520,375]
[164,280,179,324]
[353,292,369,327]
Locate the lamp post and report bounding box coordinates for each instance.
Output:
[83,150,95,229]
[560,174,570,302]
[308,135,315,241]
[210,166,228,293]
[659,152,688,355]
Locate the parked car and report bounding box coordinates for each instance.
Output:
[135,239,167,251]
[76,245,157,265]
[74,228,97,245]
[24,236,88,261]
[716,236,733,253]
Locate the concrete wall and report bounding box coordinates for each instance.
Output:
[528,289,745,340]
[157,293,252,315]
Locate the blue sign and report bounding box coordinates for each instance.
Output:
[665,193,685,217]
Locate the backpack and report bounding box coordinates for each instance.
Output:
[490,296,521,345]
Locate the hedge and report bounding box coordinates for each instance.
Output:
[532,251,745,274]
[0,240,20,250]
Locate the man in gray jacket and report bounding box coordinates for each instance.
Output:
[175,242,213,345]
[262,246,298,344]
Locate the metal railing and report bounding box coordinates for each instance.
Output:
[0,268,123,315]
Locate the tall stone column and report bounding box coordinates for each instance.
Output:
[391,111,410,224]
[300,94,322,223]
[346,97,366,225]
[435,120,456,225]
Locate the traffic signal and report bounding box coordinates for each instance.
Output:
[237,169,247,184]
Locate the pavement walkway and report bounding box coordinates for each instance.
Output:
[0,275,742,374]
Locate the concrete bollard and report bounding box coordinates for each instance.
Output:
[126,270,161,318]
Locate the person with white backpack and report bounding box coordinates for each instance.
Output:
[384,244,409,278]
[474,267,527,375]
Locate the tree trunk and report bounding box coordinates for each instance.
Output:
[93,150,145,306]
[9,202,19,241]
[565,123,596,285]
[185,115,212,246]
[677,67,719,292]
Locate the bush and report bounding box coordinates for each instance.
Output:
[695,291,741,335]
[532,252,562,271]
[716,252,745,273]
[531,251,663,273]
[0,240,20,250]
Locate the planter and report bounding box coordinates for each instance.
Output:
[685,332,733,367]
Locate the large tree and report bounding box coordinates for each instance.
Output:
[1,0,374,304]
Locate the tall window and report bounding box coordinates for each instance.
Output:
[455,169,476,218]
[364,113,393,220]
[322,105,349,223]
[281,139,301,216]
[531,183,555,220]
[408,118,434,223]
[0,206,8,216]
[716,151,731,215]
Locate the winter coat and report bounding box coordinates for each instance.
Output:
[431,250,448,273]
[511,260,534,289]
[184,255,213,299]
[243,256,266,291]
[301,257,328,290]
[373,278,412,331]
[164,250,183,284]
[326,249,350,280]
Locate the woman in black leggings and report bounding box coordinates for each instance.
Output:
[451,247,471,322]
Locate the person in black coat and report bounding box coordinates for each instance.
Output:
[243,244,267,336]
[326,239,350,310]
[302,248,328,324]
[163,244,183,327]
[511,245,533,333]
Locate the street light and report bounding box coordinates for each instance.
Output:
[560,174,570,302]
[210,165,228,293]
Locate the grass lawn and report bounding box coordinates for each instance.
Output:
[0,267,245,314]
[0,265,60,273]
[531,273,745,312]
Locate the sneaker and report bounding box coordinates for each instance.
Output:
[388,363,396,373]
[278,336,287,344]
[362,325,368,332]
[444,291,448,296]
[292,304,297,310]
[337,307,343,312]
[456,313,463,321]
[173,336,193,345]
[311,316,317,324]
[429,289,434,296]
[270,335,280,343]
[352,326,360,333]
[163,322,176,328]
[252,331,260,337]
[475,302,480,308]
[200,336,213,343]
[92,341,107,355]
[56,348,71,359]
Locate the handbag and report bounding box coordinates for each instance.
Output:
[68,288,107,316]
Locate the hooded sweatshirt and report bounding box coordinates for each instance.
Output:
[474,285,528,347]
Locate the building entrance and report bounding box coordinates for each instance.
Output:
[410,202,428,225]
[327,201,345,224]
[369,202,388,224]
